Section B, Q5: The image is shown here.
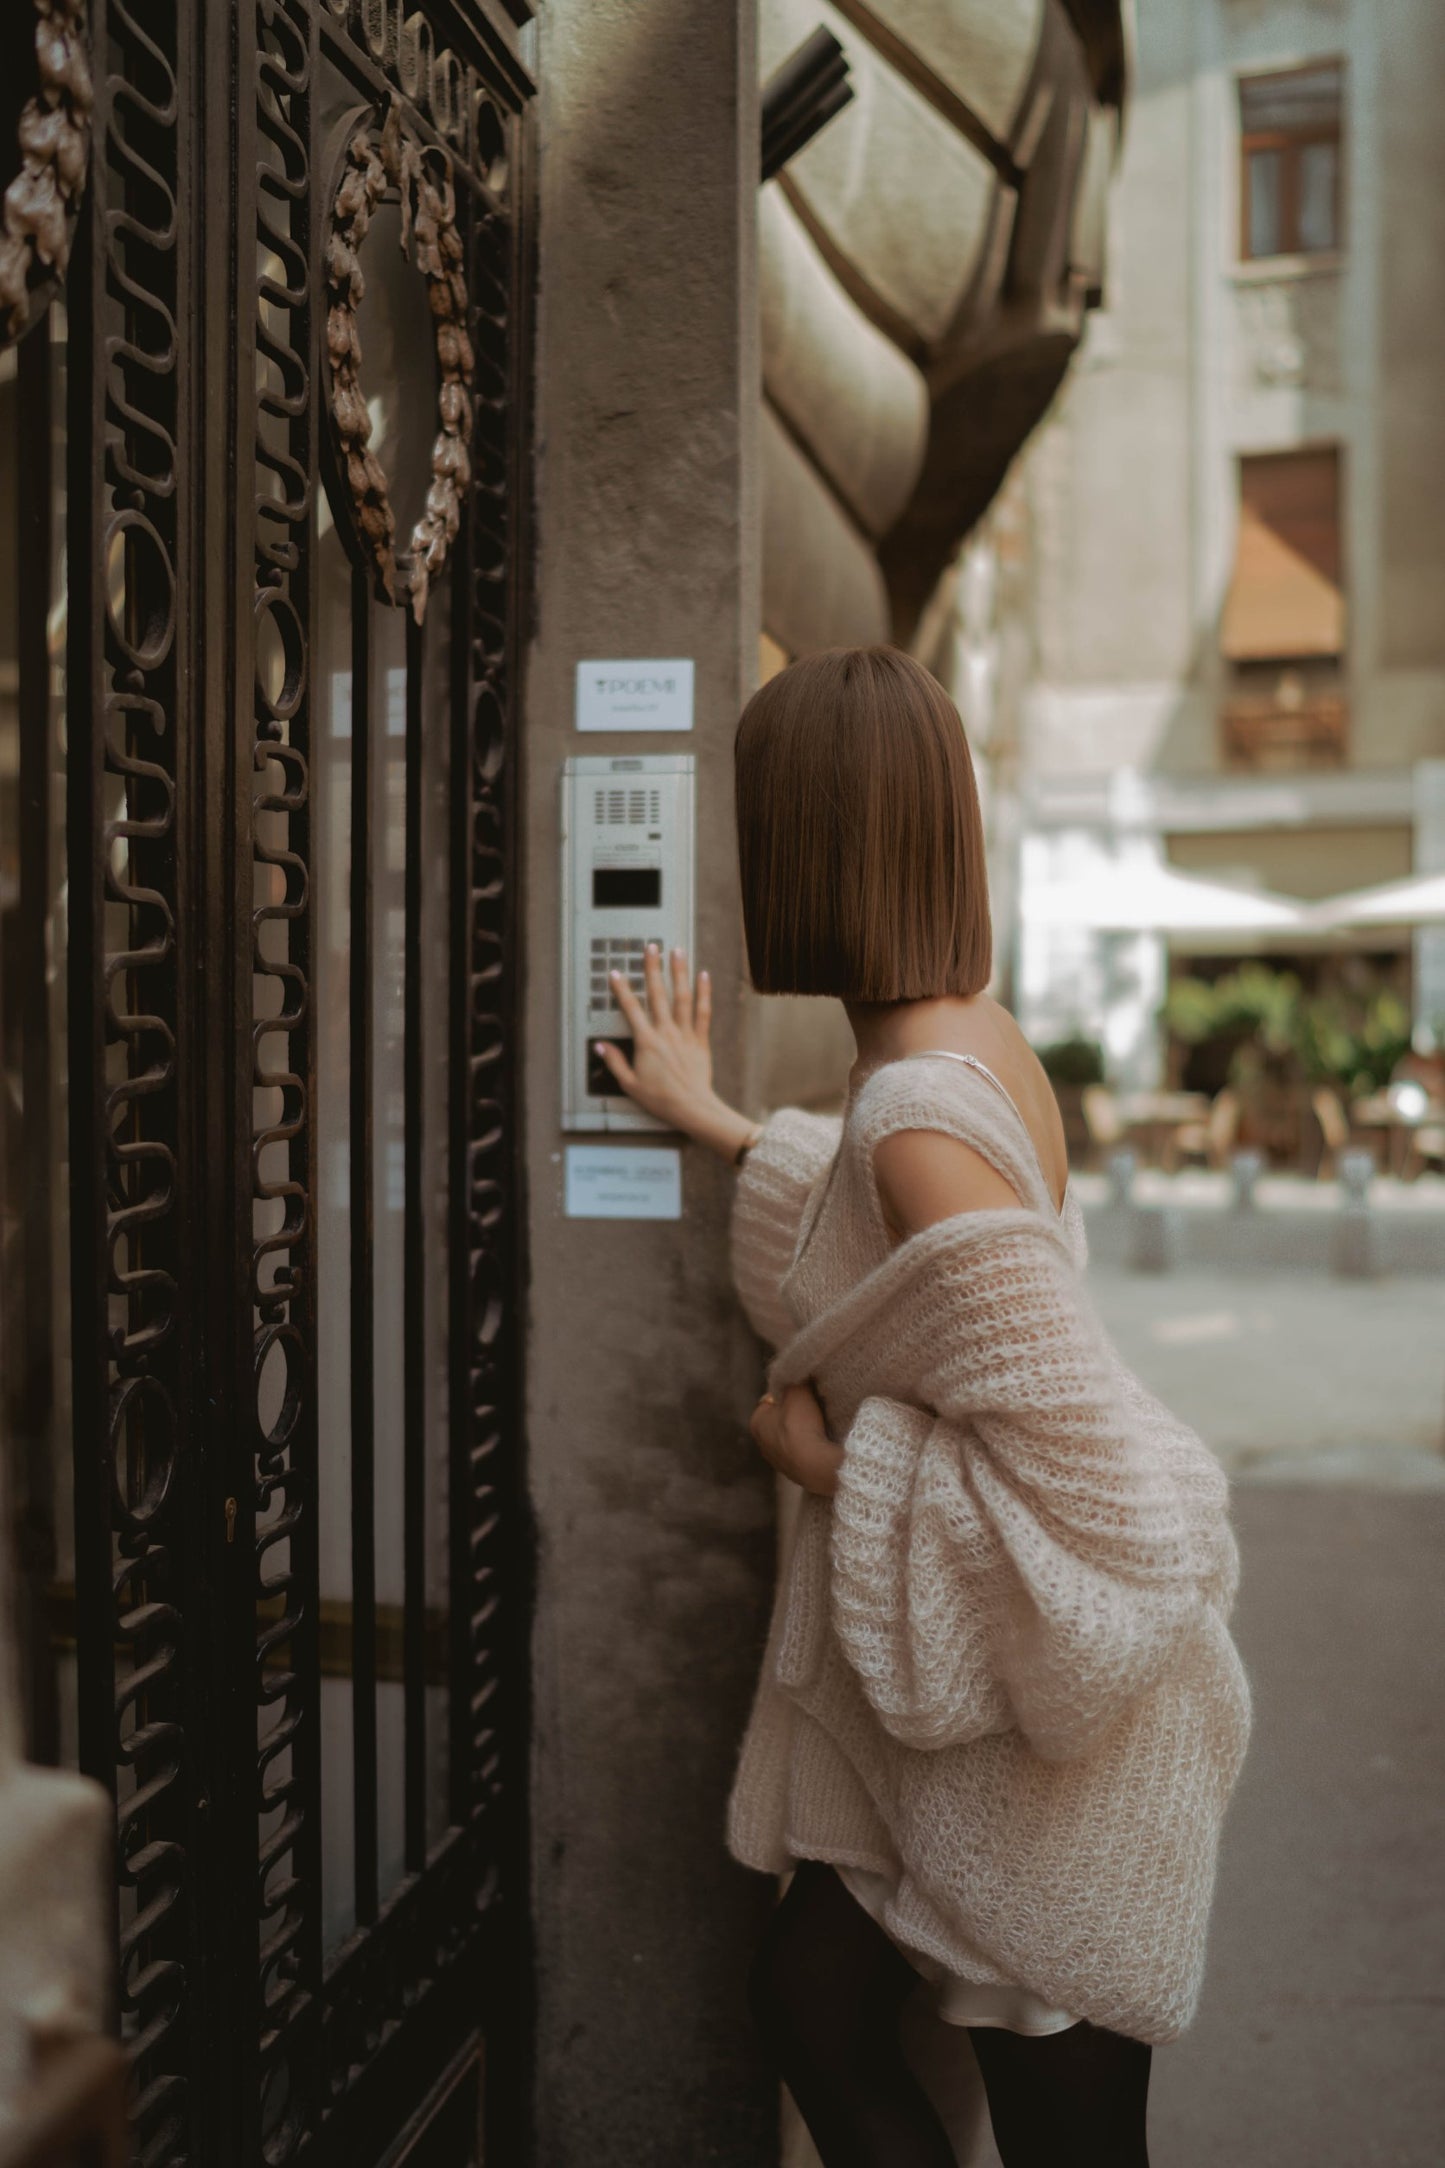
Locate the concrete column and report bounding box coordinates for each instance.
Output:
[1413,760,1445,1039]
[523,6,776,2163]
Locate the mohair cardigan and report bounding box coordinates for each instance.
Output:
[726,1056,1252,2044]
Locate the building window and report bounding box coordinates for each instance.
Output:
[1220,447,1346,768]
[1239,62,1343,261]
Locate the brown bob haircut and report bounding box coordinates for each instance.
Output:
[734,645,992,1001]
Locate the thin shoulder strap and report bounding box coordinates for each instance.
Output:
[855,1049,1061,1220]
[909,1050,1026,1127]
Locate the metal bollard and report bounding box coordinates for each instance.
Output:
[1333,1147,1377,1278]
[1130,1204,1181,1273]
[1229,1147,1265,1211]
[1107,1147,1138,1207]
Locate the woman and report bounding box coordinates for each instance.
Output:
[593,647,1251,2168]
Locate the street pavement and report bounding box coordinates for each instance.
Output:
[1089,1266,1445,1486]
[1100,1266,1445,2166]
[1147,1483,1445,2167]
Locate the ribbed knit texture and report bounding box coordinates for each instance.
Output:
[726,1056,1252,2044]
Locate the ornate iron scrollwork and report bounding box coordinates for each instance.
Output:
[325,98,475,623]
[251,2,321,2158]
[67,0,191,2158]
[0,0,92,343]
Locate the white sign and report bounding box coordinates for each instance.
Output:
[564,1144,682,1220]
[575,658,694,733]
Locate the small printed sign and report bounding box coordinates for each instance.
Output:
[564,1144,682,1220]
[575,658,694,733]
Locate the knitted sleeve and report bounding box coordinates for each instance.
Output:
[829,1217,1234,1762]
[728,1107,843,1350]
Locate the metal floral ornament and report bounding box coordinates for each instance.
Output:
[0,0,93,344]
[325,99,475,624]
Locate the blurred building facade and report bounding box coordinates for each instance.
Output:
[1007,0,1445,1085]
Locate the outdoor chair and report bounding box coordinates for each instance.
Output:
[1401,1122,1445,1181]
[1163,1087,1240,1173]
[1311,1086,1361,1178]
[1081,1085,1125,1168]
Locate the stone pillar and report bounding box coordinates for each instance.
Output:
[524,6,776,2162]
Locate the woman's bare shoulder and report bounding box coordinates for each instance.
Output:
[971,998,1070,1195]
[873,1128,1024,1242]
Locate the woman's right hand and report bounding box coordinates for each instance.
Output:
[749,1383,843,1497]
[593,943,759,1162]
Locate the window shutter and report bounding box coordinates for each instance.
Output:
[1220,447,1344,661]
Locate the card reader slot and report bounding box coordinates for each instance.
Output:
[587,1037,635,1097]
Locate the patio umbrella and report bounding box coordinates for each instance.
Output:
[1028,860,1308,934]
[1304,870,1445,931]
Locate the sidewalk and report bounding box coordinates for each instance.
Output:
[1102,1262,1445,2159]
[1089,1266,1445,1485]
[1150,1485,1445,2166]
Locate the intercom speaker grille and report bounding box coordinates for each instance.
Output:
[594,787,663,826]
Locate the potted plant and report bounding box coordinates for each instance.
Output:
[1036,1033,1106,1160]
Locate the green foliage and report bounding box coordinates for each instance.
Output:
[1036,1033,1106,1087]
[1292,986,1411,1096]
[1162,962,1301,1054]
[1162,965,1412,1098]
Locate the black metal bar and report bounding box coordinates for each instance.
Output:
[349,563,380,1924]
[762,78,856,181]
[403,606,426,1874]
[62,50,113,1819]
[196,0,246,2139]
[68,5,197,2155]
[14,317,61,1767]
[446,517,471,1833]
[762,41,849,150]
[760,26,854,181]
[248,2,324,2150]
[479,151,540,2163]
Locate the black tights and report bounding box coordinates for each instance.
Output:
[748,1860,1152,2168]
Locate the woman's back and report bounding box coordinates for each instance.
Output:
[845,994,1069,1216]
[780,1039,1086,1343]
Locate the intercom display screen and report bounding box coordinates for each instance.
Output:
[592,866,661,908]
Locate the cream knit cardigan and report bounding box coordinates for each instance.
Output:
[726,1060,1252,2044]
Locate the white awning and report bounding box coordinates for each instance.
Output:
[1028,860,1308,935]
[1305,871,1445,930]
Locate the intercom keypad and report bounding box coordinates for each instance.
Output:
[562,752,695,1131]
[589,936,649,1013]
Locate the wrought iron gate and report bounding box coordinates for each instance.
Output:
[0,2,534,2162]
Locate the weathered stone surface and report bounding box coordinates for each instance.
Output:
[762,400,891,656]
[762,0,1008,348]
[760,185,928,537]
[860,0,1044,146]
[525,6,778,2162]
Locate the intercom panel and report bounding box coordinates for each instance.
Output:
[561,752,696,1131]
